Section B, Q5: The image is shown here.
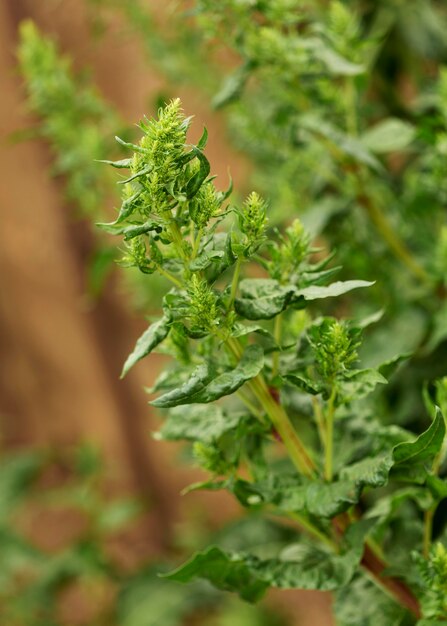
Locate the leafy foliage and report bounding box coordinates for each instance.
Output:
[104,101,447,624]
[16,2,447,623]
[18,21,120,216]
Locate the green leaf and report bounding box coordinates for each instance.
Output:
[158,405,245,443]
[151,364,213,408]
[231,323,278,351]
[121,316,171,378]
[300,197,345,237]
[87,245,116,297]
[152,345,263,408]
[96,158,132,168]
[212,60,255,109]
[316,47,365,76]
[284,374,324,395]
[300,116,383,171]
[361,118,416,154]
[115,135,147,154]
[305,481,361,518]
[340,454,394,489]
[236,475,361,518]
[341,409,445,490]
[393,408,445,466]
[255,520,372,591]
[186,148,211,199]
[235,279,295,320]
[426,475,447,500]
[344,369,387,386]
[208,233,237,281]
[197,126,208,150]
[118,570,196,626]
[366,487,433,522]
[163,546,269,602]
[98,189,143,228]
[341,368,387,400]
[335,574,409,626]
[164,521,372,599]
[377,353,411,379]
[117,165,152,185]
[354,309,384,330]
[190,250,224,271]
[424,302,447,354]
[296,280,374,301]
[122,220,162,240]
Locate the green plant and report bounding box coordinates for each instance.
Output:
[17,20,121,218]
[104,100,447,624]
[187,1,447,385]
[83,0,447,423]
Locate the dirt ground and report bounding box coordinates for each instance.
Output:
[0,1,333,623]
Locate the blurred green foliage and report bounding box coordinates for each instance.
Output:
[17,20,122,217]
[17,21,170,304]
[0,445,289,626]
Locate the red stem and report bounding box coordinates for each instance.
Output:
[361,544,421,618]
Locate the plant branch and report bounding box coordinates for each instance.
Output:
[272,313,282,378]
[357,191,430,285]
[156,265,183,288]
[423,507,435,559]
[312,396,326,449]
[225,336,316,477]
[228,257,242,309]
[324,385,337,482]
[361,543,421,618]
[236,388,266,423]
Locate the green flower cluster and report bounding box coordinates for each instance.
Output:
[189,181,221,230]
[238,191,268,255]
[186,275,219,335]
[268,219,310,283]
[308,318,360,381]
[417,543,447,619]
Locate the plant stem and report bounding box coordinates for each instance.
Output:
[342,76,428,286]
[272,313,282,378]
[236,388,265,423]
[169,220,188,262]
[312,396,326,449]
[423,507,435,559]
[321,133,430,285]
[228,257,241,309]
[286,511,335,548]
[361,543,421,618]
[324,385,337,482]
[423,449,442,557]
[226,336,316,477]
[225,339,420,615]
[250,373,316,477]
[191,227,202,260]
[156,265,183,288]
[357,191,430,284]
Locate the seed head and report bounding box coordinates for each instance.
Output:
[239,191,268,254]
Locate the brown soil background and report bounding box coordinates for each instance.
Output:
[0,1,332,624]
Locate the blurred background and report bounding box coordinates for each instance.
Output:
[2,1,447,624]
